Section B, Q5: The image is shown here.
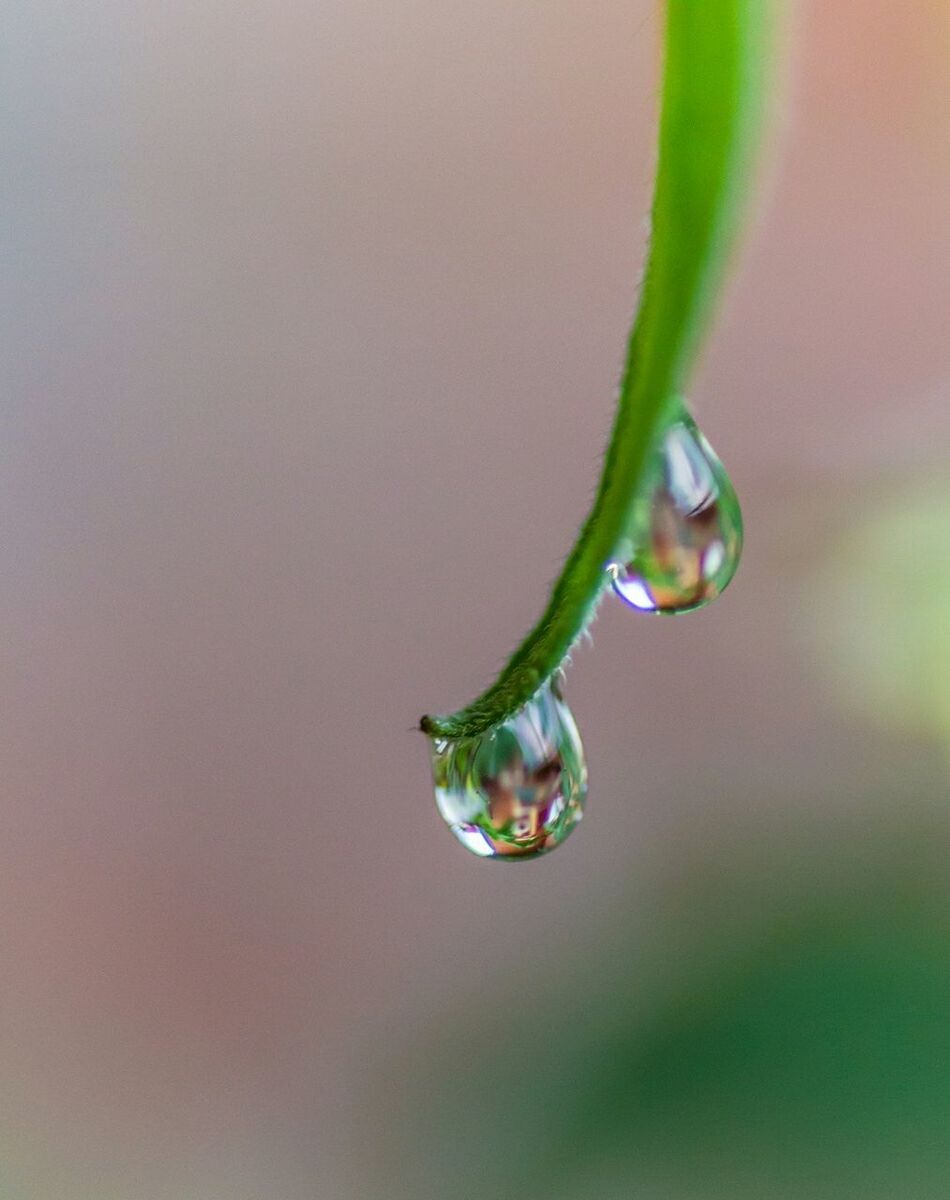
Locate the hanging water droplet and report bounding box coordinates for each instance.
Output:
[431,681,587,860]
[609,410,742,614]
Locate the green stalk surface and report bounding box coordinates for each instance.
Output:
[422,0,772,740]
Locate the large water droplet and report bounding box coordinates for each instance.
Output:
[431,682,587,860]
[609,411,742,614]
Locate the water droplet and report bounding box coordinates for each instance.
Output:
[431,682,587,860]
[609,411,742,614]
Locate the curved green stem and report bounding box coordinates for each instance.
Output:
[421,0,772,741]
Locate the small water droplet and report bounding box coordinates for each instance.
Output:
[431,682,587,860]
[609,411,742,614]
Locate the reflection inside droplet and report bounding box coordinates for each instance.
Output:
[431,682,587,860]
[609,410,742,614]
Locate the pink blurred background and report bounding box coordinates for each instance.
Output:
[2,1,949,1195]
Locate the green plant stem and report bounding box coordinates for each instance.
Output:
[421,0,771,741]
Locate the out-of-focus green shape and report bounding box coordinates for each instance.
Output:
[809,480,950,744]
[363,815,950,1199]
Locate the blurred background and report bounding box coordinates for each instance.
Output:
[2,1,950,1196]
